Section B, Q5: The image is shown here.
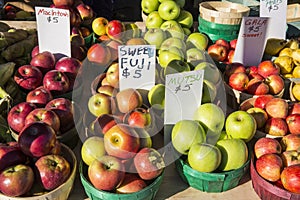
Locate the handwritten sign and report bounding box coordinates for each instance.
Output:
[260,0,287,39]
[35,7,71,56]
[164,70,204,124]
[233,17,269,66]
[118,45,156,91]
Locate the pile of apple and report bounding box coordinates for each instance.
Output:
[171,103,256,173]
[141,0,194,36]
[253,135,300,194]
[0,123,71,197]
[14,49,82,101]
[207,38,237,64]
[240,95,300,136]
[224,60,285,96]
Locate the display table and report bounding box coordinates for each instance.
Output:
[68,141,261,200]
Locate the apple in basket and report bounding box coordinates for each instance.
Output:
[257,60,280,78]
[265,98,289,119]
[286,114,300,134]
[281,134,300,151]
[14,65,43,91]
[256,153,283,182]
[43,70,70,96]
[281,150,300,167]
[254,137,282,159]
[26,86,53,107]
[116,173,147,194]
[281,164,300,194]
[30,51,56,74]
[0,143,27,172]
[253,94,274,109]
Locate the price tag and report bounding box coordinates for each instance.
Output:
[233,17,269,66]
[164,70,204,124]
[260,0,287,39]
[35,7,71,56]
[118,45,156,91]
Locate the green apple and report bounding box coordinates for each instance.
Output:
[158,0,181,20]
[188,143,221,172]
[158,46,184,68]
[202,79,217,104]
[145,11,165,29]
[183,27,191,36]
[216,138,248,171]
[160,37,186,52]
[159,0,174,2]
[225,110,257,142]
[171,119,206,155]
[186,32,209,50]
[160,20,185,39]
[143,28,167,49]
[176,10,193,28]
[186,47,206,66]
[218,130,229,140]
[88,93,111,117]
[81,136,106,166]
[148,83,165,109]
[194,61,222,84]
[164,59,190,76]
[193,103,225,145]
[175,0,185,8]
[141,0,160,14]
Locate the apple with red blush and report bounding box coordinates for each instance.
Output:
[207,43,228,62]
[264,74,284,95]
[24,108,60,132]
[228,72,249,91]
[227,49,235,63]
[106,39,123,62]
[43,70,70,95]
[215,39,230,51]
[257,60,280,78]
[76,3,94,20]
[253,94,274,109]
[87,43,112,66]
[281,164,300,193]
[0,143,27,172]
[286,114,300,134]
[52,0,74,7]
[55,56,82,81]
[264,118,288,136]
[248,73,264,80]
[18,122,57,158]
[281,150,300,167]
[224,62,246,77]
[30,51,56,74]
[265,98,289,119]
[255,153,283,182]
[229,39,237,50]
[116,173,147,194]
[246,78,269,95]
[31,45,39,58]
[106,20,125,41]
[289,102,300,115]
[124,107,151,128]
[7,102,37,133]
[26,86,53,107]
[254,137,282,159]
[281,134,300,151]
[14,65,43,91]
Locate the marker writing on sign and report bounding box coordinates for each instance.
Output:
[261,0,282,12]
[242,18,267,38]
[167,74,203,93]
[37,8,69,17]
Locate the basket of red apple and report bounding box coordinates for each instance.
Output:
[14,49,84,102]
[0,126,77,199]
[7,97,81,149]
[171,103,256,192]
[223,60,285,111]
[239,95,300,138]
[250,136,300,199]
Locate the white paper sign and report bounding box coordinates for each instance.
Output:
[118,45,156,91]
[35,7,71,56]
[233,17,269,66]
[260,0,287,39]
[164,70,204,124]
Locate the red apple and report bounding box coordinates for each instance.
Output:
[14,65,43,91]
[246,65,258,75]
[257,60,280,78]
[104,124,140,159]
[229,39,237,50]
[256,153,283,182]
[87,43,112,66]
[254,137,282,159]
[55,56,82,81]
[18,122,57,157]
[25,108,60,132]
[124,107,151,128]
[116,173,147,194]
[88,155,125,191]
[281,134,300,151]
[52,0,74,7]
[253,94,274,109]
[0,164,34,197]
[289,102,300,115]
[281,164,300,193]
[115,88,143,113]
[286,114,300,134]
[7,102,37,133]
[264,74,284,95]
[0,144,27,172]
[207,43,228,62]
[265,98,289,119]
[225,62,246,77]
[90,114,120,135]
[228,72,249,91]
[31,45,39,58]
[45,98,75,133]
[246,78,269,95]
[227,49,235,64]
[248,73,264,80]
[215,39,230,50]
[264,118,288,136]
[43,70,70,95]
[35,154,70,190]
[26,86,53,107]
[30,51,56,74]
[76,3,94,20]
[134,147,165,180]
[106,20,125,41]
[106,39,123,62]
[281,150,300,167]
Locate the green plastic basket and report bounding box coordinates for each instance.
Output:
[80,161,164,200]
[175,157,250,193]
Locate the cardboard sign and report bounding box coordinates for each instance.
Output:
[118,45,156,91]
[260,0,287,39]
[164,70,204,124]
[233,17,269,66]
[35,7,71,56]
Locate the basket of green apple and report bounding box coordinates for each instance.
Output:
[0,123,77,199]
[250,135,300,199]
[7,97,81,150]
[223,60,285,111]
[171,103,256,192]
